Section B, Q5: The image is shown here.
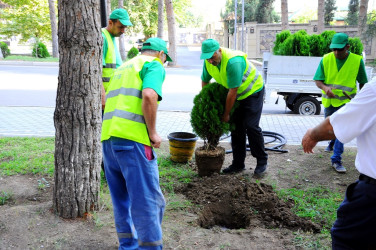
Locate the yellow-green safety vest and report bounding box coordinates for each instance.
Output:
[101,55,163,146]
[102,28,117,92]
[322,52,362,108]
[204,47,264,100]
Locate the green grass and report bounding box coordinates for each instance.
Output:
[0,191,12,205]
[157,155,197,193]
[1,55,58,62]
[0,137,55,176]
[277,186,342,230]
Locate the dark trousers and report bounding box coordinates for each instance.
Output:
[331,178,376,249]
[231,87,268,167]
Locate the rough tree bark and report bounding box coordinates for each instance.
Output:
[358,0,369,43]
[107,0,111,19]
[157,0,164,38]
[54,0,102,219]
[317,0,325,33]
[118,0,127,61]
[48,0,59,58]
[165,0,176,66]
[281,0,289,31]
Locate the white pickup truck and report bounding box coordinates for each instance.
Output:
[262,52,373,115]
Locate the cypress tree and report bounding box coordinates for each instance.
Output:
[324,0,337,25]
[346,0,359,25]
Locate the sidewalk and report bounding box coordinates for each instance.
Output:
[0,106,356,147]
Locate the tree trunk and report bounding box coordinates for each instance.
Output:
[157,0,164,38]
[118,0,127,61]
[54,0,102,219]
[48,0,59,58]
[281,0,289,31]
[107,0,111,18]
[165,0,176,66]
[317,0,325,33]
[358,0,369,43]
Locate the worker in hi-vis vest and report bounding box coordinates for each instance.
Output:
[200,39,268,176]
[314,33,368,173]
[101,37,172,250]
[101,8,132,110]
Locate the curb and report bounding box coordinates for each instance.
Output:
[0,60,58,67]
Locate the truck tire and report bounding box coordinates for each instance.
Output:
[293,96,321,115]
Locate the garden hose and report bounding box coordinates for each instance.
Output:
[221,131,289,154]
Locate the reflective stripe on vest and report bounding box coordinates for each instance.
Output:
[205,47,263,100]
[102,28,117,92]
[321,52,361,108]
[101,55,164,145]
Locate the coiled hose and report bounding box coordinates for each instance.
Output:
[221,131,289,154]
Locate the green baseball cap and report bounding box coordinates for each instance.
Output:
[141,37,172,62]
[330,33,349,49]
[200,39,220,60]
[110,8,133,26]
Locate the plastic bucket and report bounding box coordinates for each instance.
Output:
[167,132,198,163]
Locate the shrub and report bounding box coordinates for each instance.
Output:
[319,30,336,55]
[127,46,139,60]
[32,41,50,58]
[308,34,322,57]
[278,30,310,56]
[348,37,363,55]
[0,41,11,58]
[190,83,231,150]
[273,30,291,55]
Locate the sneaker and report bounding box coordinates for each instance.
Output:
[332,162,346,173]
[324,145,333,152]
[222,165,245,174]
[254,164,268,176]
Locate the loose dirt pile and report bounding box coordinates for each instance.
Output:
[178,173,320,232]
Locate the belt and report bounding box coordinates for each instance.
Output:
[359,174,376,185]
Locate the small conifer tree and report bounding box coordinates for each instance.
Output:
[190,83,231,150]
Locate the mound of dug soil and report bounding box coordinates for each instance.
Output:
[178,173,320,233]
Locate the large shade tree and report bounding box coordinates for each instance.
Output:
[281,0,289,30]
[0,0,51,42]
[358,0,369,43]
[54,0,102,218]
[317,0,325,33]
[48,0,58,58]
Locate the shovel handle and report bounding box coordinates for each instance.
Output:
[342,90,352,100]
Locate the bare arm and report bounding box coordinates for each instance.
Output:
[101,84,106,110]
[202,80,209,88]
[222,87,238,123]
[315,80,335,98]
[142,88,161,148]
[301,117,336,153]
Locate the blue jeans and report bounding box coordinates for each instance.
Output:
[324,105,344,164]
[103,137,165,250]
[331,180,376,249]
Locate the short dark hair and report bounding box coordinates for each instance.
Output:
[110,19,118,23]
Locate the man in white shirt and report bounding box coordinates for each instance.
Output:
[302,78,376,249]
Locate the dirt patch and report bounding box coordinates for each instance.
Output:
[0,142,360,249]
[178,174,320,232]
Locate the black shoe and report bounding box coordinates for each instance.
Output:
[222,165,245,174]
[254,164,267,176]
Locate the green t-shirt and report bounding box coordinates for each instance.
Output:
[201,56,246,88]
[140,61,165,101]
[102,32,123,68]
[313,53,368,84]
